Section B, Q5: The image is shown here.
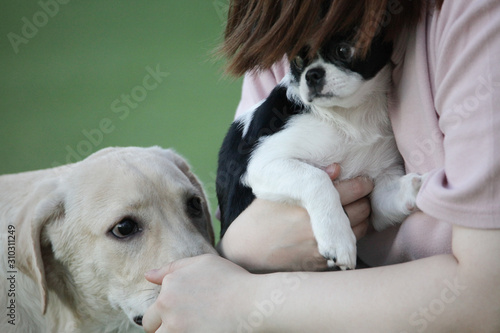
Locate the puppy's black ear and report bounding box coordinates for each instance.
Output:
[163,149,215,245]
[16,178,65,314]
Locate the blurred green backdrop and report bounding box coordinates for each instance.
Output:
[0,0,243,239]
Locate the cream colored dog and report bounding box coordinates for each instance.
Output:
[0,146,215,333]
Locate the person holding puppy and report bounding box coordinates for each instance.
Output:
[144,0,500,332]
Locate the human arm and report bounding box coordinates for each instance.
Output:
[256,225,500,332]
[142,226,500,332]
[216,164,373,272]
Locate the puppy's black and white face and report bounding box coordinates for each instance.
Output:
[288,35,393,109]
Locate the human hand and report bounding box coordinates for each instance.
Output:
[217,164,373,272]
[142,254,258,333]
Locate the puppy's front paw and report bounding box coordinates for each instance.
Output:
[317,227,357,270]
[399,173,425,213]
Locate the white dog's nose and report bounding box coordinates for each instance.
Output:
[133,316,143,326]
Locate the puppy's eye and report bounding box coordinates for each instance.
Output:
[186,196,203,218]
[110,218,141,239]
[292,56,304,70]
[335,44,354,62]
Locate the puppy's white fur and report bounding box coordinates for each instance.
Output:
[239,60,423,270]
[0,146,215,333]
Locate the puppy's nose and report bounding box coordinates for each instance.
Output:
[305,67,325,88]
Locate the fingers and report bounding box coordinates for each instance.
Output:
[145,260,182,285]
[144,268,166,285]
[344,197,371,226]
[324,163,341,180]
[343,194,371,241]
[145,254,216,285]
[142,303,163,333]
[324,163,374,206]
[144,254,219,332]
[352,219,370,240]
[334,176,373,206]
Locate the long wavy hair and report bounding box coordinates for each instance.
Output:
[220,0,444,76]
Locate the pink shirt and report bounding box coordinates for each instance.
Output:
[233,0,500,266]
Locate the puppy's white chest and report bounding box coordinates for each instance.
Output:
[249,112,395,180]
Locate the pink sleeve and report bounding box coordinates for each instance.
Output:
[234,55,289,119]
[358,0,499,265]
[416,0,500,229]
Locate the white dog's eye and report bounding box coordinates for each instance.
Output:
[335,44,354,62]
[110,218,141,239]
[186,196,203,218]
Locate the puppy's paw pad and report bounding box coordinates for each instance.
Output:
[404,173,423,194]
[334,249,356,270]
[411,176,422,191]
[326,258,337,269]
[318,239,356,270]
[400,173,424,213]
[406,202,417,212]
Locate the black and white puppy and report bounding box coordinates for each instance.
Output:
[216,33,424,270]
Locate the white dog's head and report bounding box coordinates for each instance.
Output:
[19,146,215,332]
[287,32,393,110]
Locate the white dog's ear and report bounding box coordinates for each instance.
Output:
[16,179,65,314]
[165,149,215,245]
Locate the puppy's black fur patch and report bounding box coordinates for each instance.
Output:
[319,35,392,80]
[216,86,305,236]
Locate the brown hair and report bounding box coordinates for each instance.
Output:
[220,0,444,76]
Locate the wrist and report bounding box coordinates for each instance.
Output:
[235,272,289,333]
[217,233,267,273]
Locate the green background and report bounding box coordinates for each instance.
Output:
[0,0,243,239]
